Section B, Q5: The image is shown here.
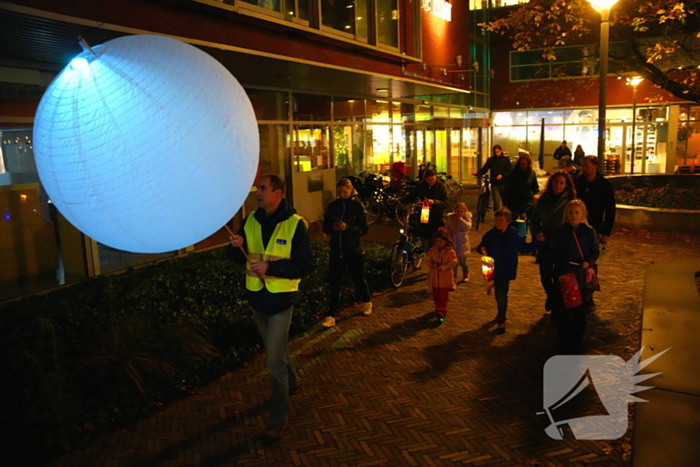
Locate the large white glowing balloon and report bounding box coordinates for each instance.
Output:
[33,35,259,253]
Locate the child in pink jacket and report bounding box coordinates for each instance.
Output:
[427,229,458,323]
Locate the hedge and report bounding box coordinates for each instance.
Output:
[0,240,392,465]
[616,178,700,210]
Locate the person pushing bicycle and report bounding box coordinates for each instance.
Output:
[475,145,513,211]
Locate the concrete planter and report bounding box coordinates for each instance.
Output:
[615,204,700,233]
[609,174,700,233]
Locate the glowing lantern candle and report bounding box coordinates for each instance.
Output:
[481,255,495,295]
[481,256,495,280]
[420,200,430,224]
[33,35,259,253]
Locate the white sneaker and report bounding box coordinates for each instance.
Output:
[321,316,336,327]
[360,302,373,316]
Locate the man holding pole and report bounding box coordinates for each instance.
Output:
[227,173,315,441]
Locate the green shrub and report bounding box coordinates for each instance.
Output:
[0,241,391,465]
[616,183,700,210]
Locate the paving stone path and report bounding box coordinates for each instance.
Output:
[55,224,700,467]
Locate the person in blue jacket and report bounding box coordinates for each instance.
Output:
[477,207,542,331]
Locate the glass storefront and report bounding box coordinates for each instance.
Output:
[492,106,669,174]
[0,129,184,300]
[677,105,700,167]
[0,91,488,300]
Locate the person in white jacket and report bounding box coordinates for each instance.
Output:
[444,202,472,283]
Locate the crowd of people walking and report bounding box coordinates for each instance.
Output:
[226,144,616,440]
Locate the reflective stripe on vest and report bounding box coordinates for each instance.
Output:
[243,213,302,293]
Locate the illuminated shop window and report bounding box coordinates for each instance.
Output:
[333,125,352,173]
[367,100,392,171]
[294,125,331,172]
[492,107,669,173]
[415,105,432,122]
[677,104,700,163]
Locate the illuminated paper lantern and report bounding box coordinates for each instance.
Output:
[481,256,495,280]
[420,200,430,223]
[33,35,259,253]
[481,255,495,295]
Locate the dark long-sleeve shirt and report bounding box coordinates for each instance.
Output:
[477,155,512,186]
[323,197,368,259]
[530,192,571,240]
[503,169,539,218]
[477,225,542,281]
[553,146,572,160]
[401,181,448,238]
[550,223,600,288]
[575,173,616,237]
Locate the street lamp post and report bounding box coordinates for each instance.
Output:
[587,0,619,170]
[626,76,643,173]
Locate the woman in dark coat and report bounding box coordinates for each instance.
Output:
[321,178,372,327]
[503,152,540,220]
[550,199,600,352]
[401,169,448,250]
[530,170,577,313]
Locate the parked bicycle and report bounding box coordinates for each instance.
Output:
[473,174,493,230]
[437,172,464,201]
[389,203,424,288]
[355,172,416,226]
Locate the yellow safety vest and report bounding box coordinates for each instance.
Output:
[243,213,302,293]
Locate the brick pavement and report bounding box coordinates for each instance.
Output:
[54,223,700,467]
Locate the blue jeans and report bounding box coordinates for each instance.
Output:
[252,306,299,424]
[494,278,510,321]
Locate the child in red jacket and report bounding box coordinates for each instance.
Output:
[427,229,458,323]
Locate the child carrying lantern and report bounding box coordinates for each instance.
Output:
[477,208,542,331]
[426,229,458,323]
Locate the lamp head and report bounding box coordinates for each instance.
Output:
[587,0,619,12]
[626,76,644,87]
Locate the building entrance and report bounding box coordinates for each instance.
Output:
[433,119,489,185]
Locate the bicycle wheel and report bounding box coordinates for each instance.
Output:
[412,238,423,270]
[446,179,463,201]
[394,202,409,226]
[474,191,488,230]
[390,244,409,288]
[362,198,380,225]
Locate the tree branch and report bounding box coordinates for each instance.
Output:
[625,38,700,103]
